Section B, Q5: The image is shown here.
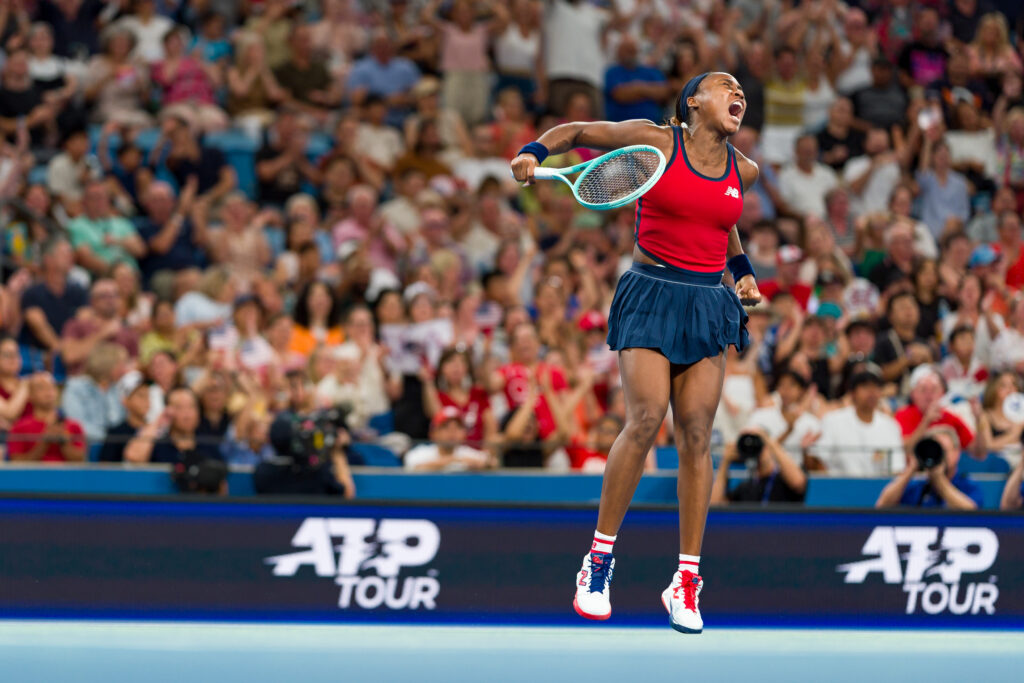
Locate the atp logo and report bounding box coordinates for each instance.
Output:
[837,526,999,616]
[724,186,740,199]
[265,518,441,610]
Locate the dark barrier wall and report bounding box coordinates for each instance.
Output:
[0,496,1021,629]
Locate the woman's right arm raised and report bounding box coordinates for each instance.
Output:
[510,120,673,184]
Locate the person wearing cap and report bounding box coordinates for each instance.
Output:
[403,406,494,472]
[98,374,152,462]
[875,425,982,510]
[814,369,904,476]
[893,364,986,463]
[758,245,812,311]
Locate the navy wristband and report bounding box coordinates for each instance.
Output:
[727,254,755,282]
[518,141,549,164]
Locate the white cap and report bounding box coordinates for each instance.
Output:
[908,364,942,392]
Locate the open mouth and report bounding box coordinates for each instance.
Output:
[728,101,744,118]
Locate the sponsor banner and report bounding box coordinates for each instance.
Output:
[0,497,1021,628]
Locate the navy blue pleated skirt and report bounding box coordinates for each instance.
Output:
[606,262,749,366]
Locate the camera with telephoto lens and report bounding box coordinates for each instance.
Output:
[913,436,944,471]
[736,433,764,468]
[255,407,351,496]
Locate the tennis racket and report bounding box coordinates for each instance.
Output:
[514,145,667,210]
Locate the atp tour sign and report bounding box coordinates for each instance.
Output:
[0,497,1020,628]
[265,518,442,610]
[837,526,999,616]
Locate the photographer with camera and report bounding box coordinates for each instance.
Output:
[875,426,983,510]
[710,428,807,505]
[125,387,228,495]
[253,407,356,497]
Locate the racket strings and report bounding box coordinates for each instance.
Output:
[575,150,662,205]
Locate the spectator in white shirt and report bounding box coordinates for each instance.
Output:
[991,296,1024,374]
[815,369,904,476]
[354,95,405,174]
[843,127,901,218]
[403,406,496,471]
[940,324,987,399]
[746,369,822,464]
[778,134,838,217]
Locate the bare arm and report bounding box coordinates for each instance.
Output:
[22,308,60,351]
[875,464,916,508]
[710,446,736,505]
[1000,460,1024,510]
[766,434,807,494]
[511,120,674,183]
[0,380,28,421]
[929,469,977,511]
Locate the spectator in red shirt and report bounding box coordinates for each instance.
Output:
[490,322,567,440]
[566,414,624,472]
[758,245,812,311]
[893,364,987,462]
[60,278,140,376]
[997,211,1024,290]
[423,347,496,451]
[0,336,31,429]
[7,372,86,462]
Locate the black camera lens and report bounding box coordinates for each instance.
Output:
[913,437,944,470]
[737,433,764,461]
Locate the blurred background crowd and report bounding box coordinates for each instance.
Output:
[0,0,1023,507]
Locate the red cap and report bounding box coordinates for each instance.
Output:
[431,406,464,430]
[578,310,607,332]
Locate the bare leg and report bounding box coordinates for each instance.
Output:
[595,348,671,536]
[670,353,726,556]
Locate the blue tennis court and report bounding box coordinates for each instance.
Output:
[2,620,1021,683]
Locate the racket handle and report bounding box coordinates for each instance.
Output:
[508,167,561,182]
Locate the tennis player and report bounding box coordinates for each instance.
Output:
[511,72,761,634]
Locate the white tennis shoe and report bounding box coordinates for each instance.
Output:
[662,569,703,634]
[573,552,614,620]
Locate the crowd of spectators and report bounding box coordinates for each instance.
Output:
[0,0,1022,509]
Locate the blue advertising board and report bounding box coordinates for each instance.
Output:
[0,496,1020,629]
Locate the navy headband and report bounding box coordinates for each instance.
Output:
[677,72,710,124]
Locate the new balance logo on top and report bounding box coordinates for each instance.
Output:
[724,186,740,199]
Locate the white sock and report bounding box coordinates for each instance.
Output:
[592,530,616,554]
[679,554,700,573]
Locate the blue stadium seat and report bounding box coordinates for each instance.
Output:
[367,411,395,435]
[655,446,678,470]
[957,452,1011,475]
[348,442,401,467]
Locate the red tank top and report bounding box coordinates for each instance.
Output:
[634,126,744,273]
